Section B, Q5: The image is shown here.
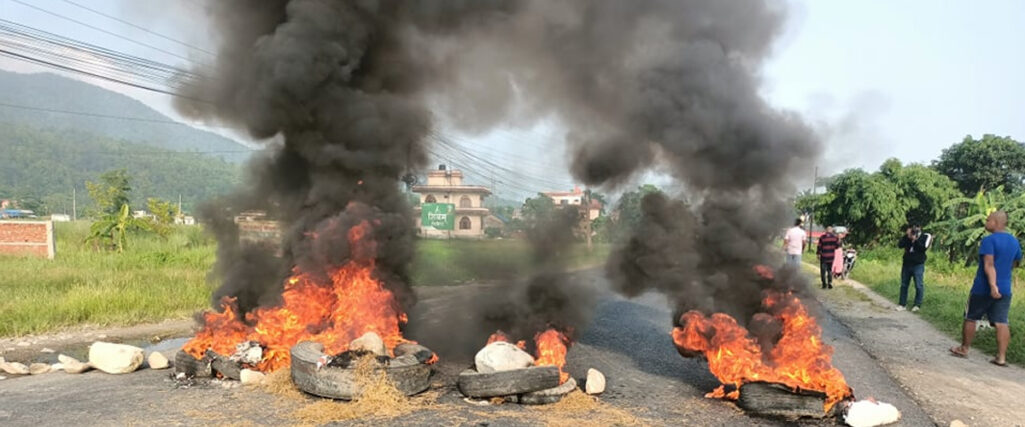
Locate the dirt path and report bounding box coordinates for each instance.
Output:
[809,265,1025,427]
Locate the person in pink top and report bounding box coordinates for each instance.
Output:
[782,218,806,268]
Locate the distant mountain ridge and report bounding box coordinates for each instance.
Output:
[0,70,252,163]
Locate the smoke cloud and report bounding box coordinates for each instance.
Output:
[178,0,817,353]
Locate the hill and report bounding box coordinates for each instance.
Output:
[0,123,241,215]
[0,70,252,163]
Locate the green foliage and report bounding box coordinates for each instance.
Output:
[483,226,503,239]
[597,184,664,243]
[0,123,241,215]
[86,169,131,217]
[86,204,158,253]
[812,160,958,247]
[146,197,178,236]
[0,222,216,337]
[818,169,904,246]
[521,193,556,223]
[933,134,1025,195]
[933,187,1025,265]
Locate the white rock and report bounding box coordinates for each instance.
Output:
[88,342,144,374]
[57,354,91,374]
[148,351,170,370]
[0,375,5,380]
[51,363,64,371]
[239,369,266,385]
[0,362,30,375]
[585,368,606,395]
[40,348,55,354]
[845,399,901,427]
[0,356,4,363]
[349,332,387,356]
[474,341,535,374]
[29,363,51,375]
[949,421,968,427]
[16,342,30,347]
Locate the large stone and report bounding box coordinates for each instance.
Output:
[474,341,535,374]
[349,332,387,356]
[58,354,91,374]
[949,421,968,427]
[0,362,30,375]
[88,342,144,374]
[148,351,170,370]
[585,368,606,395]
[240,369,266,385]
[844,399,900,427]
[29,363,51,375]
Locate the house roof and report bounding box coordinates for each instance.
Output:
[412,185,492,195]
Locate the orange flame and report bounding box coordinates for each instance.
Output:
[533,328,570,384]
[183,220,414,372]
[672,290,852,412]
[486,330,526,350]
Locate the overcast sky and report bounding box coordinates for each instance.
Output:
[2,0,1023,197]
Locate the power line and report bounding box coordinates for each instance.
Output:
[8,0,206,66]
[58,0,216,57]
[0,101,242,130]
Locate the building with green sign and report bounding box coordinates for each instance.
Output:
[412,167,491,239]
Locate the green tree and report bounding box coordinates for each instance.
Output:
[146,197,178,236]
[817,169,904,246]
[934,187,1025,265]
[933,134,1025,195]
[85,203,155,253]
[85,169,131,217]
[880,159,960,227]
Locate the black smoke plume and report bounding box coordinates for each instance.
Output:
[178,0,816,353]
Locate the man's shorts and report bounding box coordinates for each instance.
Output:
[965,293,1012,324]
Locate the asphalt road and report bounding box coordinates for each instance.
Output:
[0,271,932,426]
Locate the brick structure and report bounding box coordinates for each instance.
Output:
[0,220,55,259]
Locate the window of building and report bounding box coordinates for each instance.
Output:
[459,196,472,208]
[425,195,437,203]
[459,216,472,230]
[560,199,569,206]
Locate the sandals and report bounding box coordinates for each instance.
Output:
[990,359,1008,367]
[949,347,968,358]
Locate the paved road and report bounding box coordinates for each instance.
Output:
[0,271,932,426]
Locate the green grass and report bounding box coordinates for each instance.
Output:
[0,222,217,337]
[807,248,1025,365]
[0,224,611,337]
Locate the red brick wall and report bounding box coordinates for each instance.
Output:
[0,221,55,259]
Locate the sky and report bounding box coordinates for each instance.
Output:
[2,0,1023,199]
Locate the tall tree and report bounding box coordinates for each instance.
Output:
[817,169,904,246]
[880,159,960,227]
[933,134,1025,195]
[85,169,131,217]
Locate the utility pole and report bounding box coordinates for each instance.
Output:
[72,187,77,221]
[584,189,593,251]
[808,166,817,252]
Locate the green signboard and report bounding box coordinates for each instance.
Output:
[421,203,455,230]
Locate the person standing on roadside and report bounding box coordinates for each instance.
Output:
[783,218,807,268]
[897,225,930,312]
[950,211,1021,366]
[817,225,840,289]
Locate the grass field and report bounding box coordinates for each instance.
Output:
[0,223,610,337]
[806,248,1025,365]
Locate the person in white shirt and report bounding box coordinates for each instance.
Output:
[783,218,807,268]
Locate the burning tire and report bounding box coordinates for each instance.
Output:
[456,366,561,398]
[290,341,432,400]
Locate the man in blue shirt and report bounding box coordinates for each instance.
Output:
[950,211,1021,366]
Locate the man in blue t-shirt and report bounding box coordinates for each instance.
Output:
[950,211,1021,366]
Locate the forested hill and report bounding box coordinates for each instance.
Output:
[0,123,241,215]
[0,70,252,163]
